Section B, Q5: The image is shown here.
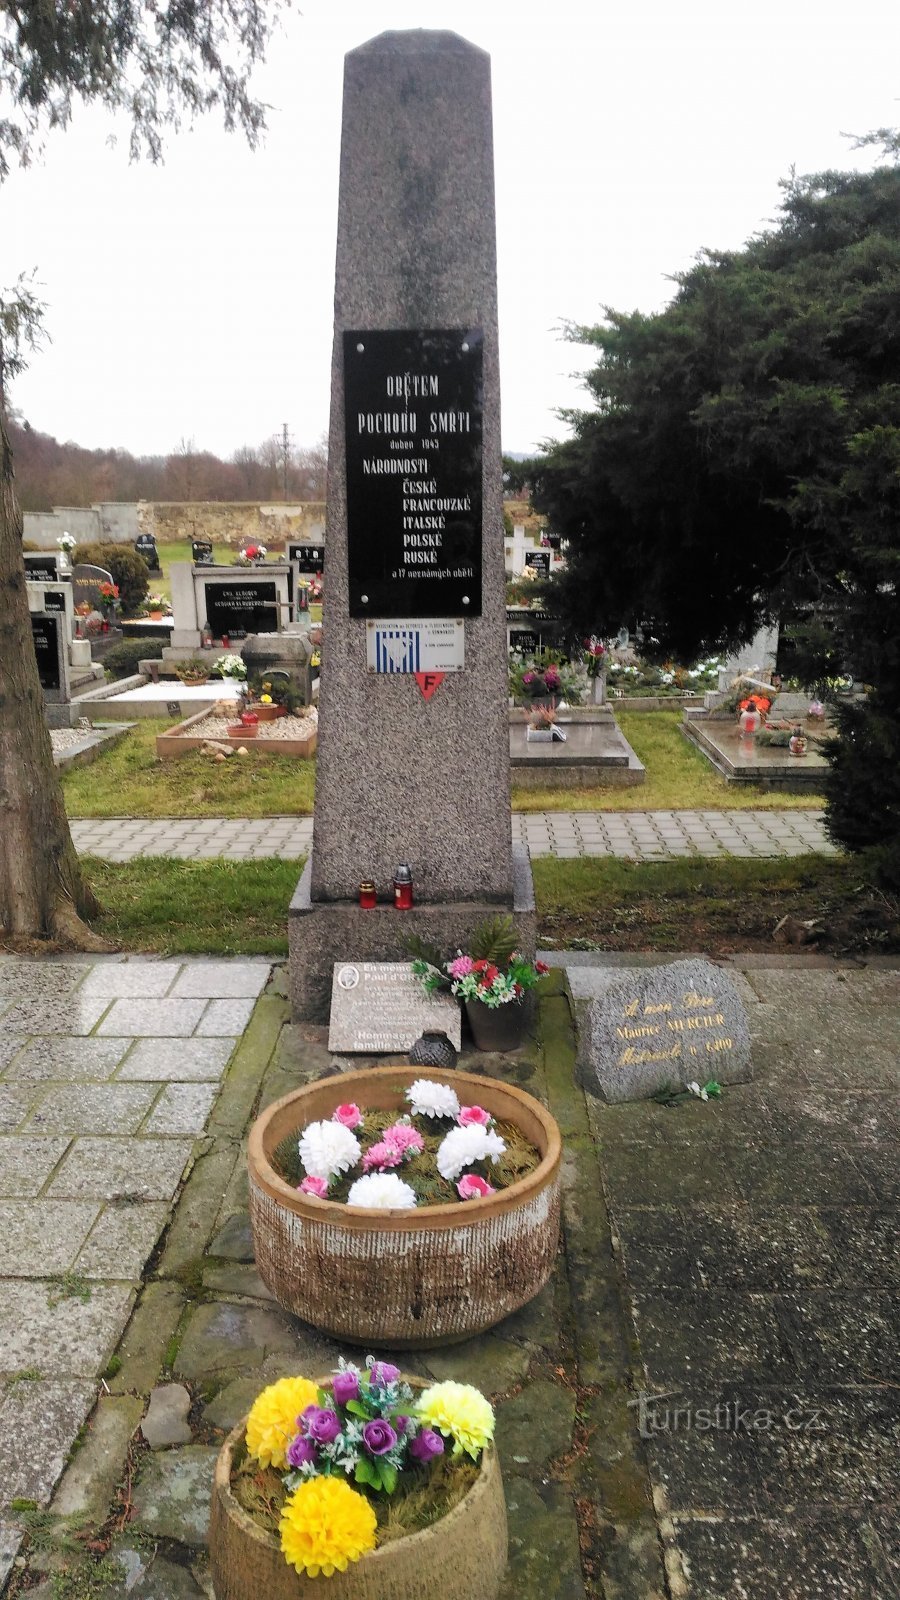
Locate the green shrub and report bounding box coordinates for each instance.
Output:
[103,637,166,680]
[76,542,150,616]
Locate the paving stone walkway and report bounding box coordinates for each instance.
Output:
[69,808,837,861]
[0,954,273,1592]
[2,952,896,1599]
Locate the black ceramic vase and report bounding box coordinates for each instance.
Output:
[408,1031,458,1070]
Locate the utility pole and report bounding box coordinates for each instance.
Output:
[281,422,291,502]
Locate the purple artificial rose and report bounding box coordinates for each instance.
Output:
[369,1361,401,1388]
[305,1407,342,1445]
[332,1369,360,1406]
[409,1428,445,1463]
[393,1415,410,1435]
[362,1418,397,1456]
[286,1434,317,1468]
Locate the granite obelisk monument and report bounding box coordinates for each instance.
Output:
[289,30,534,1018]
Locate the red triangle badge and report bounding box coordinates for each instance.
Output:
[415,671,445,701]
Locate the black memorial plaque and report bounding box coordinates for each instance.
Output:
[192,539,214,566]
[343,328,483,618]
[135,533,161,570]
[24,552,60,580]
[510,629,538,654]
[205,581,278,638]
[31,613,63,693]
[44,590,67,613]
[525,550,551,576]
[288,543,325,573]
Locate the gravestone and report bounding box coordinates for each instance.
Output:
[73,562,114,613]
[577,959,751,1103]
[288,542,325,573]
[23,551,62,581]
[205,581,279,639]
[525,550,551,577]
[192,539,214,566]
[328,962,461,1053]
[30,612,68,703]
[289,29,534,1021]
[135,532,161,571]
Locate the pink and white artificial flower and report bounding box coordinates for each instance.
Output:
[362,1140,404,1172]
[298,1175,329,1198]
[458,1105,491,1127]
[383,1122,425,1155]
[447,954,475,979]
[332,1103,363,1129]
[457,1174,495,1200]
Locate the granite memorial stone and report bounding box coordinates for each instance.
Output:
[24,551,62,581]
[30,612,68,703]
[328,962,461,1053]
[73,562,114,613]
[577,959,751,1103]
[289,30,535,1021]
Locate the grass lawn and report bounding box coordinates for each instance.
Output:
[64,708,822,821]
[63,721,315,819]
[153,540,234,596]
[533,854,897,954]
[82,856,302,955]
[511,709,824,811]
[76,853,897,957]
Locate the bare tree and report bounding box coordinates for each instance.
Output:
[0,0,286,946]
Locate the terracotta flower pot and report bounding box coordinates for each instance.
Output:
[209,1416,507,1600]
[464,998,527,1053]
[248,1066,562,1348]
[256,704,278,722]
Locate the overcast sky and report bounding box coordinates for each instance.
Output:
[0,0,897,463]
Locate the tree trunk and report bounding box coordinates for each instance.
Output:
[0,412,111,947]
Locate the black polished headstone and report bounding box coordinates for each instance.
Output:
[30,612,66,700]
[205,581,278,638]
[343,326,483,618]
[192,539,214,566]
[525,550,551,576]
[24,552,61,581]
[288,543,325,573]
[135,533,161,570]
[44,590,67,614]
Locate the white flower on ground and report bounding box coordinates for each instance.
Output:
[298,1120,361,1181]
[686,1081,709,1102]
[436,1124,507,1182]
[407,1079,460,1120]
[347,1173,418,1209]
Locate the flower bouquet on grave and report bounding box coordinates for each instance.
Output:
[582,637,607,678]
[238,543,268,566]
[413,920,550,1052]
[210,653,248,681]
[98,581,120,622]
[209,1359,507,1599]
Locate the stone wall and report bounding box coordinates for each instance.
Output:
[24,501,326,548]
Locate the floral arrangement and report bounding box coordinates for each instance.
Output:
[414,951,549,1011]
[234,1358,495,1578]
[209,653,247,680]
[738,693,772,715]
[238,543,268,564]
[57,532,76,552]
[528,705,557,731]
[98,581,119,605]
[583,637,607,678]
[275,1079,539,1207]
[145,594,168,613]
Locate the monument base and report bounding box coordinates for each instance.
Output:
[288,843,537,1022]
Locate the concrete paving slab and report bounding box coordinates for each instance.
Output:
[0,1137,71,1197]
[117,1038,235,1081]
[0,1281,134,1375]
[75,1202,172,1280]
[98,998,207,1037]
[5,1037,131,1082]
[78,964,184,999]
[195,998,255,1035]
[0,1377,96,1504]
[46,1137,193,1201]
[143,1084,219,1136]
[168,962,270,998]
[0,1200,101,1276]
[25,1084,158,1136]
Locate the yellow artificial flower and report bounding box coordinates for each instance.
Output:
[280,1476,377,1578]
[416,1381,495,1460]
[259,693,273,704]
[245,1376,319,1469]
